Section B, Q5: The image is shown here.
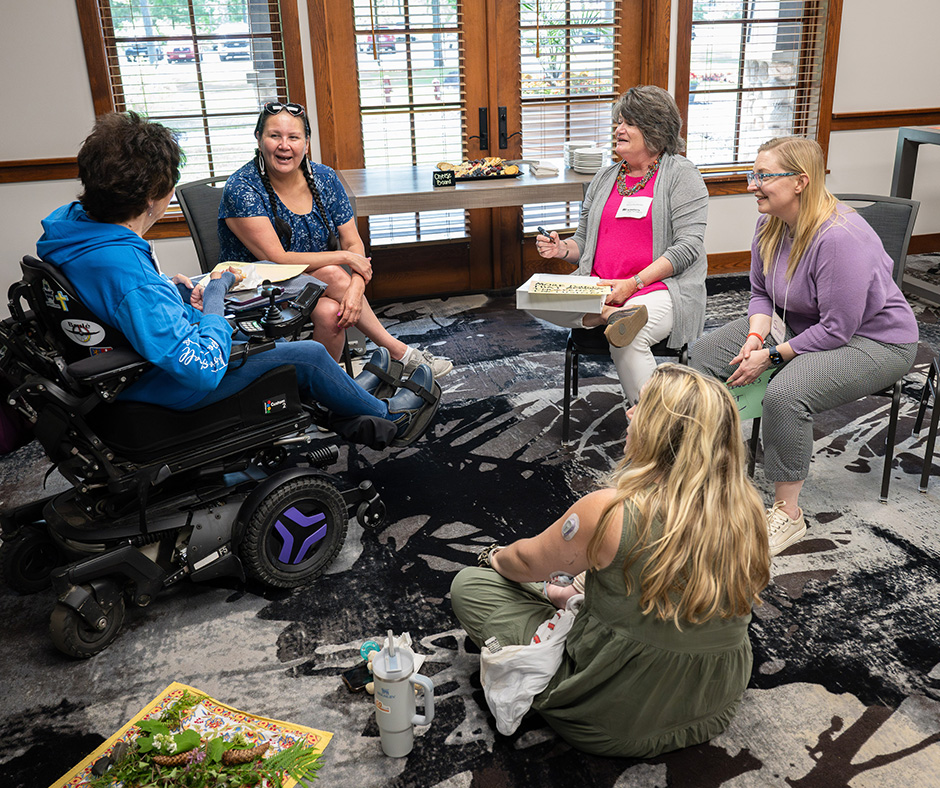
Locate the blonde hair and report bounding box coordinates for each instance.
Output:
[586,365,770,626]
[756,136,840,280]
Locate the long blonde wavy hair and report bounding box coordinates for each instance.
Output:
[756,136,840,280]
[586,365,770,627]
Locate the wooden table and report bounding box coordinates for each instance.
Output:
[337,160,595,217]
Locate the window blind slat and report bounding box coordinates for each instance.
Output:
[98,0,293,182]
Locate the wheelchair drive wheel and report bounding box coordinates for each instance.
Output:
[49,580,126,658]
[239,477,348,589]
[0,524,63,594]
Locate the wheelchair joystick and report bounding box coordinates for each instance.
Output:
[260,280,284,324]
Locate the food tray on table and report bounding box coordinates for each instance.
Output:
[436,157,522,180]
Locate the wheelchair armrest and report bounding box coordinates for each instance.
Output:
[66,348,152,402]
[229,337,277,363]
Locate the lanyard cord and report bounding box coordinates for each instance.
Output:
[770,243,790,333]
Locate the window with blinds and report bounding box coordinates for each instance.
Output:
[88,0,294,182]
[519,0,620,233]
[353,0,467,245]
[686,0,829,170]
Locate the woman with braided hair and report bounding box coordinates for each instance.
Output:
[219,101,452,376]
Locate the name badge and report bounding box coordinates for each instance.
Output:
[616,196,652,219]
[770,311,787,344]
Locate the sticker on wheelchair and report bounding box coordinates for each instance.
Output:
[263,397,288,415]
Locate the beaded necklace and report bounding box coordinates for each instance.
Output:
[615,155,661,197]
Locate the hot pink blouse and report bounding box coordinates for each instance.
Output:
[590,171,667,306]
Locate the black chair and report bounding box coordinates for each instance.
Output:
[176,175,358,374]
[176,175,229,275]
[562,327,688,443]
[746,193,920,501]
[913,355,938,493]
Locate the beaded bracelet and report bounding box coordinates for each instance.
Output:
[477,543,503,568]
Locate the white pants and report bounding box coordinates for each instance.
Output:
[528,289,674,404]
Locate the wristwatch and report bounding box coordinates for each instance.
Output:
[633,274,644,290]
[768,346,785,366]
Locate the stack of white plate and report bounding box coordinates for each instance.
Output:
[564,140,595,168]
[572,146,607,174]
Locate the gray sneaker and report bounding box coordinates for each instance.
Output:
[766,501,807,556]
[400,346,453,377]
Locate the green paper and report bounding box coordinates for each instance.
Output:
[726,369,773,421]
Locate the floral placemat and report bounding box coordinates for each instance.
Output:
[50,682,332,788]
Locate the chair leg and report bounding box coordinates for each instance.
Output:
[880,381,902,503]
[920,396,939,493]
[913,361,937,434]
[341,336,354,377]
[563,342,574,443]
[747,417,761,478]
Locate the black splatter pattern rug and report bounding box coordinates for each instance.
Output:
[1,276,939,788]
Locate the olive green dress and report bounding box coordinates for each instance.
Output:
[450,502,753,758]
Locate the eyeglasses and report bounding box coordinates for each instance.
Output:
[746,171,799,187]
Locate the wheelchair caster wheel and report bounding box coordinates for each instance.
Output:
[240,477,348,588]
[0,524,63,594]
[49,581,126,658]
[356,499,386,529]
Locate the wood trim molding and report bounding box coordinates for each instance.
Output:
[641,0,671,88]
[831,108,940,132]
[707,251,750,276]
[706,233,940,277]
[909,233,940,255]
[0,158,79,184]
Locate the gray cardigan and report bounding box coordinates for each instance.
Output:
[571,153,709,350]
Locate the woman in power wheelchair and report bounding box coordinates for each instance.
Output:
[0,112,440,657]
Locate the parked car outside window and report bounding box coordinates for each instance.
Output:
[219,38,250,60]
[167,46,196,63]
[357,34,396,53]
[125,43,164,62]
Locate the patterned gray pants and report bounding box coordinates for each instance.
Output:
[690,316,918,482]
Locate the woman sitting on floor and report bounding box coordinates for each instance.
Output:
[690,136,919,555]
[451,364,770,758]
[529,85,708,406]
[218,100,452,376]
[36,112,438,447]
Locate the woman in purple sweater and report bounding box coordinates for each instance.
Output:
[691,137,918,555]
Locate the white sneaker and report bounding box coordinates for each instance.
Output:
[766,501,807,556]
[400,346,453,377]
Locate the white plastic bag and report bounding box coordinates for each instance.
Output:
[479,594,583,735]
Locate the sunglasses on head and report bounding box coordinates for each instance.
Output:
[255,101,310,136]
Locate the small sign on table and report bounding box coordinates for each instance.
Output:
[432,170,456,187]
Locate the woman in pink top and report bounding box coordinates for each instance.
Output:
[529,86,708,406]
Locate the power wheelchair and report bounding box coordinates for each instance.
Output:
[0,256,388,658]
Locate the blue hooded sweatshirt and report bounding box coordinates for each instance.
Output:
[36,202,232,409]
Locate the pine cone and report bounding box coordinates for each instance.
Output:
[152,751,192,766]
[222,742,270,765]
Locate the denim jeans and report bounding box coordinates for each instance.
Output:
[188,340,390,419]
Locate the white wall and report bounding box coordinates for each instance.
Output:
[2,0,938,303]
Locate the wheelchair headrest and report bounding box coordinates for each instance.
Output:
[18,255,135,365]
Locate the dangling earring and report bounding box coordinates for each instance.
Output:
[148,204,153,218]
[257,150,266,176]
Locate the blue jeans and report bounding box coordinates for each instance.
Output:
[188,340,390,419]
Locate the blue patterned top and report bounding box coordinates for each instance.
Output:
[217,160,354,263]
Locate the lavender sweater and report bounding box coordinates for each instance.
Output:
[747,205,918,354]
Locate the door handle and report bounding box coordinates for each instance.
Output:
[497,107,521,150]
[467,107,489,150]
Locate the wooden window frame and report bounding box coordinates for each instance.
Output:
[675,0,843,197]
[73,0,307,238]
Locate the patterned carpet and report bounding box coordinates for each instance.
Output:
[1,275,939,787]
